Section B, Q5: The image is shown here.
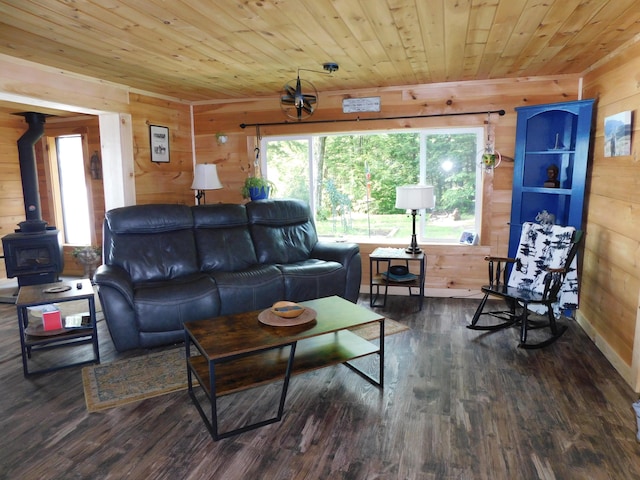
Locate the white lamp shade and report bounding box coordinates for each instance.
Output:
[191,164,222,190]
[395,185,435,210]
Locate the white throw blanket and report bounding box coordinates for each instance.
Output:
[507,222,579,316]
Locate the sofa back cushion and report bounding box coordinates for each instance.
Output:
[104,204,199,283]
[192,204,258,271]
[246,199,318,264]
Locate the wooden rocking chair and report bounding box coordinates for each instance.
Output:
[468,222,583,349]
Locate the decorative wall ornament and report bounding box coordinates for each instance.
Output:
[481,111,502,170]
[342,97,381,113]
[89,151,102,180]
[149,125,170,163]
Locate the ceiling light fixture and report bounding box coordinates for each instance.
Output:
[280,62,339,121]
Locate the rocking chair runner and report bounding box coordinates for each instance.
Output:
[468,222,583,349]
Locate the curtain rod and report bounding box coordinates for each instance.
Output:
[240,109,505,129]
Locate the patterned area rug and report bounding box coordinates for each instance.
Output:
[82,318,409,412]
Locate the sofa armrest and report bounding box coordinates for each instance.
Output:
[93,264,141,351]
[93,264,134,306]
[311,241,359,264]
[311,241,362,303]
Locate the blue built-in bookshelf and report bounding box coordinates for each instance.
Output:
[508,99,595,258]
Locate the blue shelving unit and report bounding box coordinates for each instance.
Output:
[508,99,595,258]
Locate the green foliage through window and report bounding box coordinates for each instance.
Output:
[264,128,482,243]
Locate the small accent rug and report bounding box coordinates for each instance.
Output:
[82,318,409,412]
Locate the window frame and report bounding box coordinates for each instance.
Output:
[45,133,95,246]
[260,126,485,245]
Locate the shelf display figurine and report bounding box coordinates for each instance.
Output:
[543,164,560,188]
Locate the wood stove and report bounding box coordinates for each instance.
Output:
[2,230,64,286]
[1,112,64,286]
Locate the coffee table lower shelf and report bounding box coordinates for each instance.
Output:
[186,328,383,440]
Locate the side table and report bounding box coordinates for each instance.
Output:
[369,247,426,310]
[16,279,100,376]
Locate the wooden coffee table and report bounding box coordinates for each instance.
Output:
[184,295,385,440]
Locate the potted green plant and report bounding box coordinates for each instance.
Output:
[241,176,275,200]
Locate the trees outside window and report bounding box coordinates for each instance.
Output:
[262,127,483,244]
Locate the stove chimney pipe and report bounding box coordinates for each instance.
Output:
[17,112,46,228]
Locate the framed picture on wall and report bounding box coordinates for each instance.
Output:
[604,111,632,157]
[150,125,170,163]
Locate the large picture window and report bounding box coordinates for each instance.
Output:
[262,127,483,244]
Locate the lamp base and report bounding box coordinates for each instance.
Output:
[405,214,422,255]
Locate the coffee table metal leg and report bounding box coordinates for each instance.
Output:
[187,340,299,441]
[17,306,29,376]
[343,319,384,388]
[88,296,100,364]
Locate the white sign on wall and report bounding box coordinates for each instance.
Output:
[342,97,381,113]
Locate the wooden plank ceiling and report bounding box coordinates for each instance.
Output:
[0,0,639,103]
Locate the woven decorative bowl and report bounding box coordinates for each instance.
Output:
[271,301,305,318]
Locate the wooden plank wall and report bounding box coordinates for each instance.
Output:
[0,67,584,302]
[581,40,640,390]
[192,75,581,295]
[128,93,193,206]
[0,91,193,280]
[0,112,28,279]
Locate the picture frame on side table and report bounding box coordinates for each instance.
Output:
[150,125,170,163]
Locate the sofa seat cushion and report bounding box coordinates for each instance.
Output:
[211,265,284,315]
[134,274,219,333]
[277,259,346,302]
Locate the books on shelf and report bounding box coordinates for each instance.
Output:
[26,306,91,336]
[65,313,92,328]
[27,304,62,330]
[381,271,417,283]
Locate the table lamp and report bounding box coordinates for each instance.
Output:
[191,163,223,205]
[395,184,435,254]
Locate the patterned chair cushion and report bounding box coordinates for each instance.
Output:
[508,222,578,314]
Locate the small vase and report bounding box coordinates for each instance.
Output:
[249,186,270,200]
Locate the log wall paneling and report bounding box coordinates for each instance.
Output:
[192,75,581,296]
[581,39,640,391]
[0,112,27,280]
[0,55,130,114]
[128,94,194,206]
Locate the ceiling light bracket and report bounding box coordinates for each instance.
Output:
[323,62,339,73]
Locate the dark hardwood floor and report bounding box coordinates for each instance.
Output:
[1,291,639,480]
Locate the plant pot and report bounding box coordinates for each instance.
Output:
[249,186,270,200]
